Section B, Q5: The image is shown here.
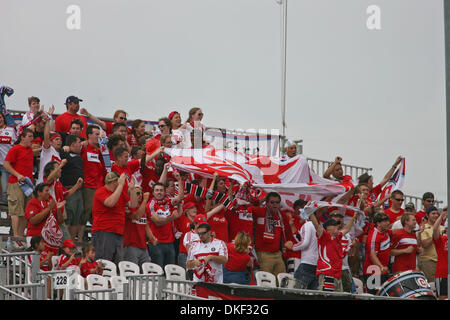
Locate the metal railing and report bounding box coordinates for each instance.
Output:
[307,157,372,180]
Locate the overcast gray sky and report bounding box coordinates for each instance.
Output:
[1,0,447,206]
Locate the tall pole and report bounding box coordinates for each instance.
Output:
[280,0,288,138]
[443,0,450,298]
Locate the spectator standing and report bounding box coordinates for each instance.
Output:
[60,134,85,241]
[280,140,297,162]
[81,125,107,235]
[363,212,392,294]
[54,96,88,138]
[37,117,62,184]
[0,112,17,204]
[123,187,155,268]
[129,119,147,147]
[390,212,419,273]
[223,232,254,285]
[307,208,359,292]
[24,183,65,254]
[186,223,228,283]
[21,96,41,127]
[168,111,188,148]
[432,208,448,300]
[91,172,138,265]
[415,192,435,225]
[250,192,293,279]
[417,205,445,283]
[323,156,352,183]
[147,179,184,269]
[4,128,35,236]
[283,199,306,274]
[384,190,405,228]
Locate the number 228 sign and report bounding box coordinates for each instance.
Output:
[53,273,69,289]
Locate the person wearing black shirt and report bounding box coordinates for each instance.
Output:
[60,134,85,241]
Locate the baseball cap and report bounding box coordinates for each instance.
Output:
[329,210,344,218]
[63,239,76,248]
[194,214,208,224]
[284,140,295,149]
[168,111,180,120]
[183,201,196,210]
[65,96,83,105]
[405,202,415,210]
[105,171,120,184]
[426,205,438,215]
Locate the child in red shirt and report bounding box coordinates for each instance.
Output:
[79,243,104,278]
[56,239,80,270]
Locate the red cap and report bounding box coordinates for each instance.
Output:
[63,240,76,248]
[168,111,180,120]
[194,214,207,224]
[183,201,196,210]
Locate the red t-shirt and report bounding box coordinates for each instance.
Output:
[250,207,291,253]
[284,213,304,259]
[80,259,100,278]
[91,186,130,235]
[384,208,405,225]
[224,243,251,272]
[415,210,426,225]
[55,112,88,138]
[316,231,344,279]
[207,208,229,243]
[57,254,80,269]
[123,206,148,249]
[183,194,206,215]
[5,144,34,183]
[225,205,254,243]
[141,161,160,194]
[111,159,140,192]
[81,143,107,189]
[175,214,194,254]
[24,197,57,237]
[147,197,177,243]
[364,228,392,275]
[433,234,448,279]
[391,229,417,273]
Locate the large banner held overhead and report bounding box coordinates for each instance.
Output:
[164,148,355,211]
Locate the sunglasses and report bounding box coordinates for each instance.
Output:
[393,198,404,202]
[136,191,142,195]
[425,199,434,203]
[119,116,127,121]
[158,124,167,128]
[198,231,209,236]
[269,200,281,204]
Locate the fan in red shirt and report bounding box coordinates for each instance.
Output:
[79,243,104,279]
[223,232,255,285]
[91,171,138,264]
[390,212,419,273]
[3,127,35,236]
[384,190,405,227]
[323,156,353,183]
[363,212,393,294]
[57,240,80,270]
[432,209,448,300]
[123,187,155,267]
[24,183,65,255]
[147,176,184,269]
[250,192,293,279]
[415,192,435,225]
[54,96,88,139]
[306,207,359,292]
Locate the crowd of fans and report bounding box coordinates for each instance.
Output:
[0,94,447,299]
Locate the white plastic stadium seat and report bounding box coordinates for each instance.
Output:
[277,272,294,288]
[255,271,276,288]
[86,274,110,300]
[118,261,140,277]
[96,259,117,279]
[142,262,164,276]
[110,275,128,300]
[353,277,364,294]
[164,264,186,281]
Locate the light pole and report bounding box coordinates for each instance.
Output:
[278,0,288,138]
